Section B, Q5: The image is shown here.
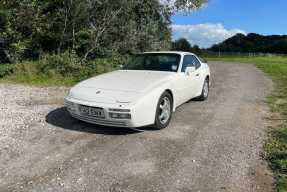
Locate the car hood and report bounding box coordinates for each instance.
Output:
[70,70,175,104]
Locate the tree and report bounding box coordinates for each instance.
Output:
[161,0,208,13]
[191,45,201,54]
[172,38,192,52]
[83,0,173,59]
[0,0,208,63]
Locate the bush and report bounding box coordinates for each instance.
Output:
[79,54,129,80]
[1,52,130,86]
[38,51,82,77]
[0,64,15,78]
[14,61,39,76]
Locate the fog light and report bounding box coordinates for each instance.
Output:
[110,113,119,118]
[109,113,131,119]
[68,105,77,112]
[109,108,131,112]
[65,101,77,112]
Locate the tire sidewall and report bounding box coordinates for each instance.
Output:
[203,78,209,99]
[154,92,173,130]
[198,78,209,101]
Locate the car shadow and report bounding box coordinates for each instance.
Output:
[45,107,141,135]
[188,98,202,102]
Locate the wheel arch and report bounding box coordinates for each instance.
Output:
[205,75,211,87]
[164,89,176,112]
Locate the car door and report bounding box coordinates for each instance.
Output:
[191,55,205,96]
[176,55,198,103]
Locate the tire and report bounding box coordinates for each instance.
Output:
[153,92,173,130]
[197,78,209,101]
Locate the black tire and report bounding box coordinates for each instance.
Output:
[197,78,209,101]
[153,92,173,130]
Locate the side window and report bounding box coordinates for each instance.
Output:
[192,56,201,69]
[181,55,195,72]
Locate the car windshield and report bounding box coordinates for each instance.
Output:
[123,53,181,72]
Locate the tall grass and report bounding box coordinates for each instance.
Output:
[0,52,127,86]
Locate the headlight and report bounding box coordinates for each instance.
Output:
[109,112,131,119]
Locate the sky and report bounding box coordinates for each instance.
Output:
[171,0,287,48]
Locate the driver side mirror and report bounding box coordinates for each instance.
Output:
[185,66,196,75]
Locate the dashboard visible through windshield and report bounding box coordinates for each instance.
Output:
[123,53,181,72]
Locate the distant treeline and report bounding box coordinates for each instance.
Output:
[171,33,287,56]
[210,33,287,54]
[171,38,202,55]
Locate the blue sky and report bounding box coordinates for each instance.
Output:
[171,0,287,48]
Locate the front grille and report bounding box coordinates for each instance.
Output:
[71,113,127,127]
[79,104,103,110]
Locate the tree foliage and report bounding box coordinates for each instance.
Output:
[172,38,202,54]
[172,38,191,51]
[162,0,207,13]
[0,0,207,63]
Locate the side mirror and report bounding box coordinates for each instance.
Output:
[202,58,208,63]
[185,66,196,75]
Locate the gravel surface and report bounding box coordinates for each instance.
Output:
[0,62,274,192]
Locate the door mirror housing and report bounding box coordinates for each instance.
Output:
[185,66,196,75]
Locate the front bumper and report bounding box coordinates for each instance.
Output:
[64,97,135,127]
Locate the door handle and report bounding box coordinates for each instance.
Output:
[196,73,200,77]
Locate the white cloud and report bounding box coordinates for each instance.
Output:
[172,23,246,48]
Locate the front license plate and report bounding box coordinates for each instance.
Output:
[79,105,105,118]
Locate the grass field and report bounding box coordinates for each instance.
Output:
[208,56,287,191]
[0,63,76,86]
[0,74,76,87]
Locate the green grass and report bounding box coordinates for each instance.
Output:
[0,62,115,87]
[0,74,77,87]
[0,52,123,87]
[0,64,78,87]
[208,56,287,191]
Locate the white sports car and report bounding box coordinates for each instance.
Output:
[65,51,210,129]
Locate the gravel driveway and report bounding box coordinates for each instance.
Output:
[0,62,274,192]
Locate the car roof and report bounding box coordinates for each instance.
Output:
[143,51,195,56]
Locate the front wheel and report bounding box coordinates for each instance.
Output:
[153,92,173,130]
[197,78,209,101]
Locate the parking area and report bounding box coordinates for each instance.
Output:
[0,62,274,192]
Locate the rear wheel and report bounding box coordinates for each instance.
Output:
[153,92,173,130]
[197,78,209,101]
